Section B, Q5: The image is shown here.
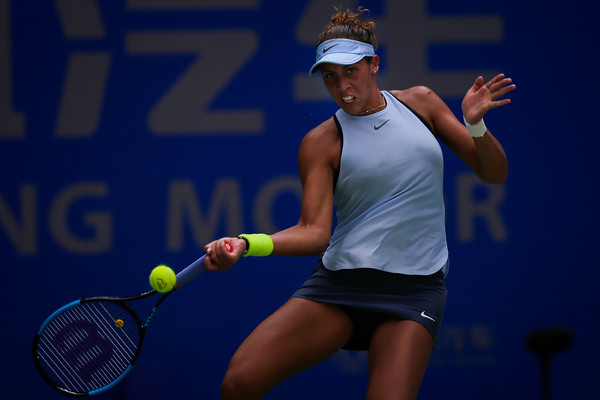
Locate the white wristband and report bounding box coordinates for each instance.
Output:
[463,115,487,138]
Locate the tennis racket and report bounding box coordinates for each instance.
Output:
[32,242,231,397]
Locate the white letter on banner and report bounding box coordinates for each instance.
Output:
[167,179,243,251]
[0,0,26,139]
[0,184,36,255]
[55,53,111,138]
[55,0,106,38]
[49,183,112,253]
[126,31,263,135]
[456,173,507,242]
[54,0,109,138]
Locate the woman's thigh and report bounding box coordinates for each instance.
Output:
[366,319,434,400]
[222,297,354,399]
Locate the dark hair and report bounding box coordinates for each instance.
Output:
[317,7,377,49]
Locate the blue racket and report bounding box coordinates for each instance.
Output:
[32,242,230,397]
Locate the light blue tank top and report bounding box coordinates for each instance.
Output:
[322,90,449,276]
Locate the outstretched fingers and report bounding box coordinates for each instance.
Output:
[462,73,516,122]
[488,75,516,98]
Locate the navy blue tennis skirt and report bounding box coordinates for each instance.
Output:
[292,261,447,350]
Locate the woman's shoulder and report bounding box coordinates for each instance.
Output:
[299,117,342,169]
[303,117,340,145]
[388,86,438,104]
[387,86,447,126]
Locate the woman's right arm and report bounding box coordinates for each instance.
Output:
[204,118,340,269]
[270,118,340,256]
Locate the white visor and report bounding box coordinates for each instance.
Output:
[309,38,376,75]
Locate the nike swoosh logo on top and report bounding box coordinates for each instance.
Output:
[421,311,436,322]
[323,43,339,53]
[374,119,390,130]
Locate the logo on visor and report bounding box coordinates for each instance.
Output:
[323,43,340,53]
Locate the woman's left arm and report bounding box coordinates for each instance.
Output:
[424,74,516,184]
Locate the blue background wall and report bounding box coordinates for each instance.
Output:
[2,0,598,399]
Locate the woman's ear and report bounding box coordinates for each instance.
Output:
[371,55,380,74]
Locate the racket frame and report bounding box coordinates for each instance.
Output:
[32,252,211,396]
[32,289,170,396]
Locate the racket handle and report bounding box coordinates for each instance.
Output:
[174,240,232,289]
[174,255,206,289]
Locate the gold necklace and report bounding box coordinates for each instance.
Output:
[357,92,386,115]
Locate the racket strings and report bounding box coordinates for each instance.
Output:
[35,301,141,393]
[38,302,137,391]
[38,306,119,391]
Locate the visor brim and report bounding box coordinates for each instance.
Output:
[309,53,367,75]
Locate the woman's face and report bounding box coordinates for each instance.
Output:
[320,56,380,116]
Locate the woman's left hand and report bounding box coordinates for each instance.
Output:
[461,73,516,124]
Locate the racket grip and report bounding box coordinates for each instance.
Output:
[174,255,206,289]
[175,240,233,289]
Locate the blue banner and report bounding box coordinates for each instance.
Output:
[2,0,597,399]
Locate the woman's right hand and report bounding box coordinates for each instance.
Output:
[203,237,247,271]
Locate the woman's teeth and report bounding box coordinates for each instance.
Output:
[342,96,354,103]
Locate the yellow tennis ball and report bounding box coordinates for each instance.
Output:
[149,265,176,293]
[115,319,124,328]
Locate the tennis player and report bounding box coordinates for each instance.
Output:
[204,7,514,400]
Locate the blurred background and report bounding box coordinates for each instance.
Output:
[2,0,597,399]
